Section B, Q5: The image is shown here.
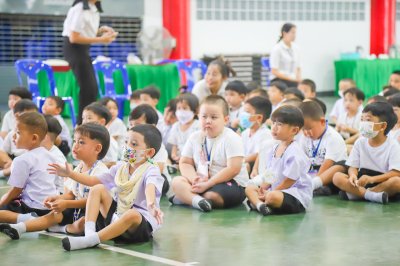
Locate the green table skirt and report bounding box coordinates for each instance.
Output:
[334,59,400,99]
[38,63,181,117]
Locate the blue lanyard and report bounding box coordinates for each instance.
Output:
[311,124,328,158]
[204,138,212,162]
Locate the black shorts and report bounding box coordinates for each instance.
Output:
[96,200,153,244]
[0,200,50,216]
[358,168,383,189]
[205,180,246,208]
[59,208,85,226]
[271,192,305,215]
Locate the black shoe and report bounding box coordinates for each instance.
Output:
[313,186,332,197]
[382,192,389,205]
[338,191,349,201]
[198,199,212,212]
[168,195,176,205]
[62,237,71,251]
[0,224,19,240]
[243,199,256,211]
[258,203,273,216]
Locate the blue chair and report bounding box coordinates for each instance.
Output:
[92,60,132,119]
[15,59,77,127]
[260,57,271,86]
[174,59,207,92]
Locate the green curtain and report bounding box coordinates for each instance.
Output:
[38,63,181,117]
[334,59,400,99]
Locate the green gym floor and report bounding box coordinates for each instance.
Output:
[1,179,400,266]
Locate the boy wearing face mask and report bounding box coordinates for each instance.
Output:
[168,94,200,163]
[333,102,400,204]
[239,96,272,172]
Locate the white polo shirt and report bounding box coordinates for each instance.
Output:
[270,41,301,80]
[62,2,100,38]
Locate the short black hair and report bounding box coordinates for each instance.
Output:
[177,93,199,113]
[343,87,365,101]
[299,101,324,121]
[129,103,159,125]
[225,80,248,95]
[202,95,230,116]
[300,79,316,93]
[369,95,388,104]
[284,87,305,101]
[130,124,162,156]
[98,96,118,109]
[141,86,160,100]
[246,81,261,92]
[74,123,110,160]
[363,102,397,135]
[83,103,112,124]
[249,88,268,98]
[388,93,400,107]
[13,99,38,114]
[166,98,178,113]
[271,105,304,128]
[245,96,272,123]
[9,86,32,100]
[47,96,65,111]
[383,86,400,98]
[270,81,288,93]
[392,70,400,76]
[44,114,62,137]
[131,90,141,100]
[308,98,327,115]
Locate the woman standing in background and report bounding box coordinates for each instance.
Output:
[62,0,118,124]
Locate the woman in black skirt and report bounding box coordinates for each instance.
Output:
[62,0,118,124]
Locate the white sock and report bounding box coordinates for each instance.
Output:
[172,196,184,205]
[256,202,264,212]
[16,213,37,223]
[191,195,205,211]
[84,221,96,236]
[64,233,100,251]
[312,176,323,190]
[10,222,26,235]
[364,190,385,203]
[346,192,361,201]
[48,225,67,234]
[0,170,4,177]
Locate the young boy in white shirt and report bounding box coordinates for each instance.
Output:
[42,96,72,156]
[298,79,316,99]
[267,81,287,113]
[224,80,248,130]
[139,86,164,131]
[0,87,32,139]
[240,96,272,172]
[333,102,400,204]
[0,112,58,223]
[299,101,348,196]
[330,78,357,124]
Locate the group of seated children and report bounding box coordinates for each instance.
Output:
[1,61,400,251]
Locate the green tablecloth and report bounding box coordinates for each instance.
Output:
[334,59,400,99]
[38,63,181,117]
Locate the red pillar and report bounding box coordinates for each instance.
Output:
[370,0,396,55]
[163,0,191,59]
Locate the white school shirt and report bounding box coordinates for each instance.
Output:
[108,118,127,150]
[330,98,363,121]
[49,145,67,194]
[156,110,165,133]
[8,147,57,209]
[160,123,173,155]
[241,125,272,156]
[346,137,400,173]
[102,137,119,164]
[336,110,362,139]
[62,2,100,38]
[65,161,109,200]
[298,126,347,167]
[256,138,280,175]
[168,120,200,155]
[153,143,168,165]
[229,106,244,126]
[2,129,26,157]
[269,41,301,80]
[192,79,228,103]
[388,128,400,143]
[55,115,72,147]
[181,127,249,187]
[1,110,15,133]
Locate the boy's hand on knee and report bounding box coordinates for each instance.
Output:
[349,174,358,187]
[44,195,59,208]
[50,199,67,214]
[191,180,211,194]
[357,175,372,187]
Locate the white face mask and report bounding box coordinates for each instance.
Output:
[176,110,194,124]
[338,90,344,98]
[359,121,380,139]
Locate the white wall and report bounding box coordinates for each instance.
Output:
[142,0,163,28]
[190,1,370,93]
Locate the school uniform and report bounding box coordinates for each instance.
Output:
[102,137,119,164]
[97,161,164,243]
[49,145,67,195]
[155,109,165,133]
[167,120,200,155]
[181,127,249,208]
[330,98,363,122]
[60,161,108,225]
[54,114,72,155]
[1,110,15,134]
[107,118,127,158]
[241,125,272,157]
[62,2,101,123]
[388,128,400,143]
[298,126,347,175]
[1,147,57,216]
[336,109,362,139]
[160,123,173,156]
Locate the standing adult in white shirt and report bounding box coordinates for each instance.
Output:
[270,23,301,88]
[62,0,118,124]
